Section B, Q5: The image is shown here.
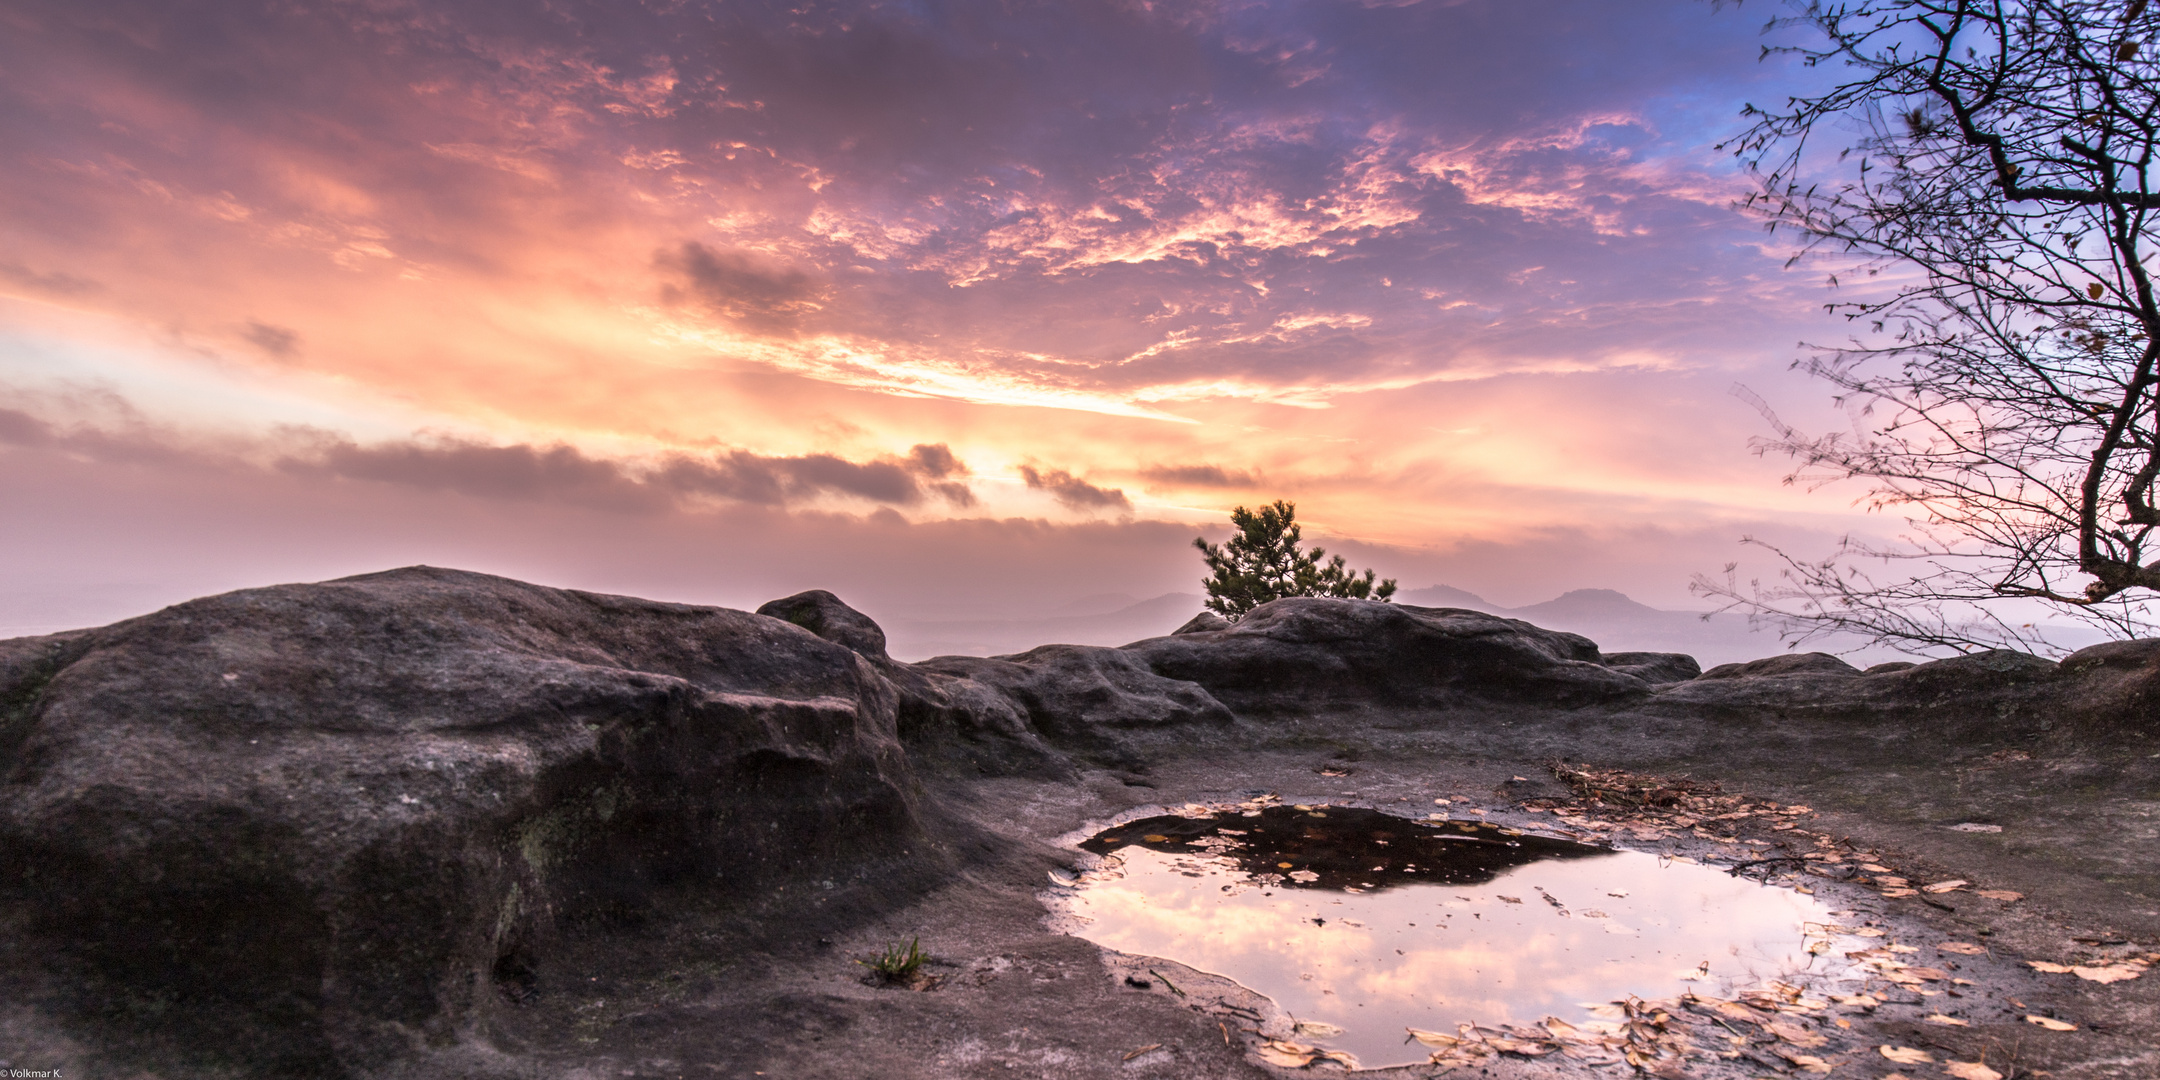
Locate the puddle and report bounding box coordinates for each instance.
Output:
[1057,805,1846,1069]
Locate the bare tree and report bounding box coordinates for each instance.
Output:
[1696,0,2160,654]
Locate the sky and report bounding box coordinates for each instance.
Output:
[0,0,1900,644]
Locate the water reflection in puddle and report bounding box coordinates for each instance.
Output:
[1061,805,1843,1069]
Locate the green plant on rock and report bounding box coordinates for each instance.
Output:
[859,937,928,982]
[1193,500,1396,621]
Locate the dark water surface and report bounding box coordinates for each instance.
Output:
[1062,805,1843,1069]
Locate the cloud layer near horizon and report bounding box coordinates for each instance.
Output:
[0,0,1896,634]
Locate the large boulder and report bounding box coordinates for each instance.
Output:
[756,588,890,661]
[0,567,955,1074]
[1125,599,1653,714]
[920,646,1236,766]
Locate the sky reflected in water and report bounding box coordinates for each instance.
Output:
[1063,806,1843,1069]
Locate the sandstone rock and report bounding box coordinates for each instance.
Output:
[1698,652,1862,679]
[1171,611,1232,635]
[1603,651,1702,685]
[0,568,955,1074]
[919,646,1236,765]
[757,588,889,661]
[1127,598,1650,714]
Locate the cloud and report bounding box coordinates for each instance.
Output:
[0,408,55,447]
[1140,464,1259,488]
[269,433,985,513]
[908,442,968,479]
[241,321,300,358]
[659,242,828,334]
[0,261,99,297]
[1021,465,1131,513]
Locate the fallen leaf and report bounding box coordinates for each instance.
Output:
[1258,1040,1316,1067]
[1860,863,1894,872]
[1881,887,1919,897]
[1854,927,1887,937]
[1937,942,1988,955]
[1122,1043,1163,1061]
[1766,1021,1828,1047]
[1975,889,2022,902]
[1777,1050,1834,1073]
[1407,1028,1461,1048]
[1294,1020,1345,1037]
[2025,1015,2076,1031]
[1907,967,1949,981]
[1880,1045,1935,1064]
[1924,880,1969,893]
[1950,823,2003,833]
[1925,1013,1970,1026]
[1945,1062,2003,1080]
[2072,963,2146,983]
[2028,961,2076,974]
[1498,895,1523,904]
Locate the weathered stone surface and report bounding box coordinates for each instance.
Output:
[918,646,1236,765]
[756,588,890,661]
[1126,599,1651,714]
[0,568,952,1075]
[1171,611,1232,635]
[1602,651,1702,685]
[1698,651,1862,680]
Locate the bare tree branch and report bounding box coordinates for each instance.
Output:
[1699,0,2160,653]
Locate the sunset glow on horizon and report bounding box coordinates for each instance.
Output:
[0,0,1898,638]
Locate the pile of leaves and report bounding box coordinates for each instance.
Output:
[1536,761,2028,907]
[1408,996,1693,1075]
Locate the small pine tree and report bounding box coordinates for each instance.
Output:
[1193,500,1396,620]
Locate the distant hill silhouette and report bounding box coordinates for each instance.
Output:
[1397,584,1903,667]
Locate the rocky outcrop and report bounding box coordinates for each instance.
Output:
[1126,599,1653,714]
[0,568,956,1074]
[920,646,1235,765]
[7,568,2160,1078]
[1603,651,1703,685]
[757,588,891,661]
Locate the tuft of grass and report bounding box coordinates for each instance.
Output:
[858,937,928,981]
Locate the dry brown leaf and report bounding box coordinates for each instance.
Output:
[1937,942,1988,955]
[1881,887,1919,897]
[1485,1037,1555,1056]
[1765,1021,1828,1047]
[1907,967,1949,981]
[1975,889,2022,901]
[1945,1062,2004,1080]
[2072,963,2146,983]
[1122,1043,1163,1061]
[2025,1015,2077,1031]
[1777,1050,1835,1074]
[1925,1013,1971,1026]
[1407,1028,1461,1048]
[1923,879,1969,893]
[1880,1045,1935,1064]
[2028,960,2076,973]
[1258,1039,1316,1067]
